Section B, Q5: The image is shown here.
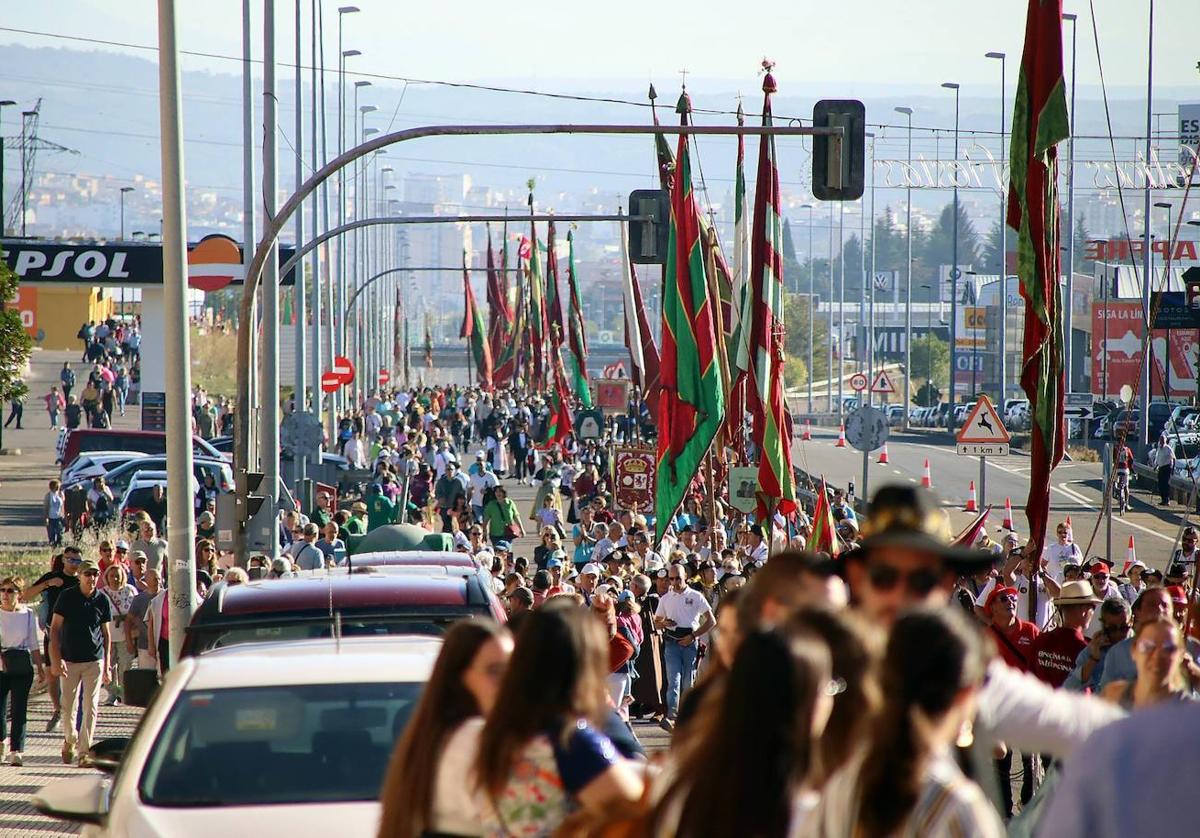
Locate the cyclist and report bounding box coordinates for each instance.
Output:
[1113,441,1134,514]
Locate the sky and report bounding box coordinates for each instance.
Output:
[0,0,1196,96]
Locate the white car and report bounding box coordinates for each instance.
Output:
[33,635,442,837]
[61,451,149,486]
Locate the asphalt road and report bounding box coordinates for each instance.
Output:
[794,426,1191,569]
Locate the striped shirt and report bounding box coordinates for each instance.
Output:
[794,749,1004,838]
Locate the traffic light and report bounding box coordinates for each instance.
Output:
[627,189,670,264]
[811,99,866,201]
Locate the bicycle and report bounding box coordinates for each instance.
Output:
[1113,470,1130,516]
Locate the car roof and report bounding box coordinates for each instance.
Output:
[206,572,475,617]
[352,550,477,568]
[183,635,443,689]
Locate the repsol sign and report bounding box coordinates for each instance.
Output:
[0,239,296,285]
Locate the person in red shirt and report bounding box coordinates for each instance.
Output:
[1032,581,1100,688]
[986,583,1041,816]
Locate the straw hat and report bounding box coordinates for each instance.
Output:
[1053,580,1102,607]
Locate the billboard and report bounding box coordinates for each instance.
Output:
[1180,103,1200,171]
[1091,302,1199,398]
[11,286,38,340]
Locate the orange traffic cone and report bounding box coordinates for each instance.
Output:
[802,420,812,441]
[921,458,933,488]
[964,481,978,513]
[1002,497,1015,530]
[835,424,846,448]
[877,443,890,464]
[1123,535,1137,574]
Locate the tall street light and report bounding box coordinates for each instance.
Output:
[985,51,1007,403]
[801,202,815,414]
[336,16,360,417]
[895,106,914,428]
[119,186,135,239]
[0,100,15,235]
[827,201,835,412]
[1155,201,1173,396]
[942,81,961,426]
[920,283,935,392]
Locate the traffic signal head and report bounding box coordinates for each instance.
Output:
[627,189,670,264]
[811,99,866,201]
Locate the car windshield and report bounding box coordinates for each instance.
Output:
[195,614,461,653]
[139,681,422,807]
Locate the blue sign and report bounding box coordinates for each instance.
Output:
[1151,291,1200,329]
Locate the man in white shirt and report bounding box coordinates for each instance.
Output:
[468,455,499,522]
[433,440,458,481]
[654,564,716,729]
[1154,435,1176,505]
[744,524,769,565]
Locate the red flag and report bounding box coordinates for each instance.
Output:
[485,231,512,371]
[809,477,840,557]
[1008,0,1069,563]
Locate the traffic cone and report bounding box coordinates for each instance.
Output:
[964,481,978,513]
[1123,535,1137,574]
[802,420,812,441]
[835,423,846,448]
[1002,497,1015,530]
[921,458,933,488]
[877,443,889,464]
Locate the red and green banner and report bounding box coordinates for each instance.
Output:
[746,69,797,521]
[538,352,574,450]
[423,315,433,370]
[545,220,565,347]
[492,231,519,387]
[1008,0,1069,564]
[527,218,547,390]
[726,101,751,453]
[654,92,726,544]
[565,230,593,408]
[485,230,513,383]
[461,252,494,389]
[809,477,840,557]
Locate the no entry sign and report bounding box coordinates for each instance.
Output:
[378,368,391,385]
[332,355,356,384]
[320,371,342,393]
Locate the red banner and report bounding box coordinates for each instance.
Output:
[1092,302,1199,397]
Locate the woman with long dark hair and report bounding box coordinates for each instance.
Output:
[377,620,513,838]
[474,600,643,836]
[800,607,1002,838]
[652,627,833,837]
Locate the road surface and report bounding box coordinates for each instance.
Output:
[794,426,1190,569]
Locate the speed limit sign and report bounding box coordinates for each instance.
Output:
[849,372,868,392]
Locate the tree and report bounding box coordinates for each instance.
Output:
[915,380,942,407]
[0,250,33,441]
[979,220,1005,274]
[781,219,803,293]
[920,201,981,273]
[910,334,949,391]
[1072,214,1094,274]
[783,291,829,390]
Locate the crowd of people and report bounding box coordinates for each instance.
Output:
[7,379,1200,837]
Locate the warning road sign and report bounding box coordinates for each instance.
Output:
[870,369,896,394]
[955,395,1011,446]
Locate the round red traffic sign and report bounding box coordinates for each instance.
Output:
[320,371,342,393]
[331,355,356,384]
[849,372,868,392]
[378,368,391,385]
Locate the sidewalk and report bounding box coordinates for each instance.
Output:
[0,691,141,836]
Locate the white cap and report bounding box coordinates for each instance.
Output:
[581,563,602,577]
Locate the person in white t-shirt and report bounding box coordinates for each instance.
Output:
[1041,521,1084,581]
[976,546,1060,629]
[653,564,716,729]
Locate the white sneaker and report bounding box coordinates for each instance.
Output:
[9,752,22,767]
[0,743,6,763]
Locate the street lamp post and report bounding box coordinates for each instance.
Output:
[942,81,961,427]
[1061,16,1077,393]
[336,20,360,417]
[920,284,935,393]
[895,106,914,428]
[1139,0,1156,453]
[828,202,835,413]
[0,100,15,236]
[985,51,1007,402]
[119,186,134,240]
[802,203,815,415]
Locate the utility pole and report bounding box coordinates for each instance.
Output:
[119,186,134,239]
[1139,0,1155,454]
[986,51,1008,403]
[943,81,961,426]
[262,0,281,560]
[156,0,198,664]
[293,0,307,496]
[896,106,914,429]
[0,100,13,235]
[240,0,258,493]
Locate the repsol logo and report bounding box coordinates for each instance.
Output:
[12,249,132,279]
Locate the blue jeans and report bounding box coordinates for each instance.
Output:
[663,638,698,719]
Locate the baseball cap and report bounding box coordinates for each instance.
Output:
[494,540,512,553]
[476,451,485,459]
[77,559,100,574]
[985,585,1019,611]
[508,586,534,606]
[115,539,130,550]
[130,550,149,562]
[1166,585,1189,605]
[1089,560,1112,575]
[581,563,602,577]
[617,589,636,604]
[643,554,665,573]
[655,568,669,579]
[546,557,563,569]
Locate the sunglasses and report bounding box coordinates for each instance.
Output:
[866,563,943,596]
[65,557,82,564]
[82,570,100,577]
[0,588,18,594]
[1092,574,1109,582]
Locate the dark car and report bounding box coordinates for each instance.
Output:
[181,571,505,657]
